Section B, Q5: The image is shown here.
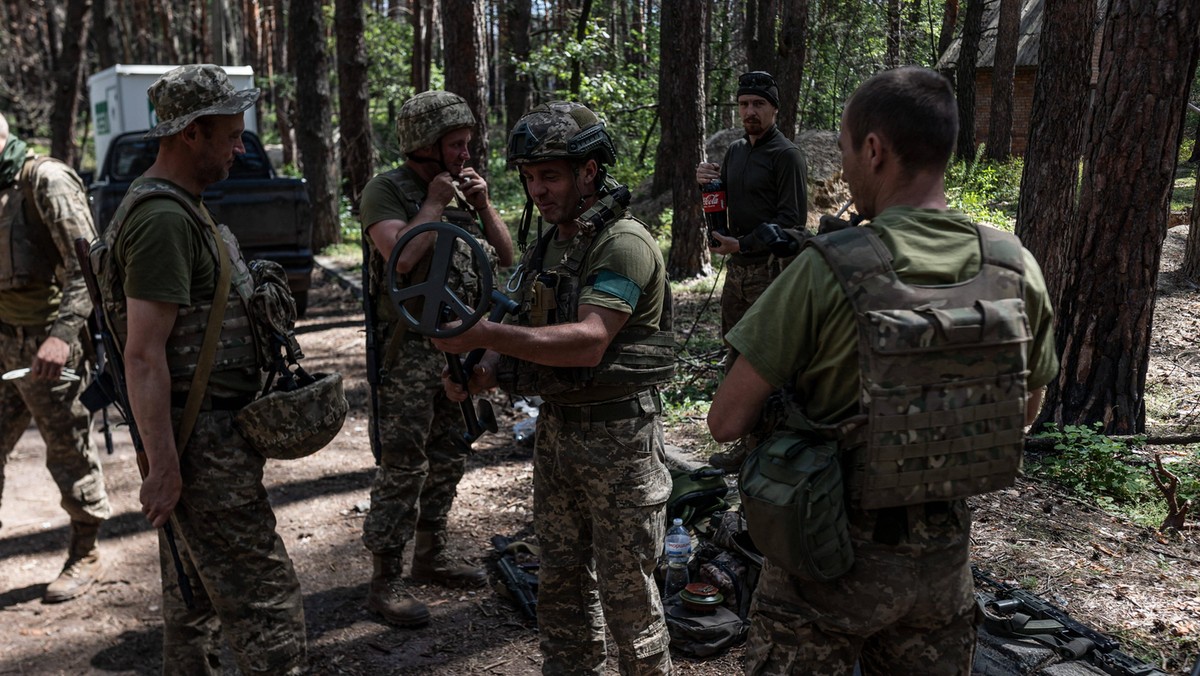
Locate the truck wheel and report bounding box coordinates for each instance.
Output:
[294,291,309,318]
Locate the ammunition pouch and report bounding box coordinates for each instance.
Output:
[738,411,854,583]
[496,329,675,398]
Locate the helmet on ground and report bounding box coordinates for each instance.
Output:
[507,101,617,167]
[395,90,476,155]
[234,372,348,460]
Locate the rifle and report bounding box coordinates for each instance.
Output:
[495,554,538,624]
[973,565,1167,676]
[72,237,195,609]
[361,231,384,465]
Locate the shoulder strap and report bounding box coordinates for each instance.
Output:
[176,219,232,453]
[803,227,895,309]
[975,223,1026,275]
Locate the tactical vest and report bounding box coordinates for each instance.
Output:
[0,155,65,291]
[95,180,261,396]
[807,224,1032,510]
[497,202,676,397]
[367,167,494,327]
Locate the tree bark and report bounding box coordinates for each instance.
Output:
[335,0,372,209]
[886,0,902,69]
[290,0,341,251]
[93,0,116,68]
[655,0,709,280]
[1015,0,1096,305]
[50,0,91,167]
[937,0,959,61]
[954,0,985,161]
[745,0,777,72]
[985,0,1020,160]
[441,0,489,176]
[774,0,808,141]
[1039,0,1200,433]
[273,0,298,168]
[502,0,532,133]
[412,0,430,92]
[1182,170,1200,280]
[568,0,592,97]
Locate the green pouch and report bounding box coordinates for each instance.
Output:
[738,421,853,583]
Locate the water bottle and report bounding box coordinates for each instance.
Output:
[663,517,691,599]
[700,179,728,247]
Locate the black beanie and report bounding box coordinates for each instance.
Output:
[737,71,780,108]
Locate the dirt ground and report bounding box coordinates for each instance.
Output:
[0,227,1197,675]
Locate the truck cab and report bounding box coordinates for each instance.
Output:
[87,130,315,314]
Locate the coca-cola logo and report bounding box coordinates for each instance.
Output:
[702,191,726,212]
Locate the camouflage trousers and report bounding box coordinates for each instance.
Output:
[720,258,785,372]
[533,402,673,676]
[362,335,470,555]
[744,501,979,676]
[0,327,110,530]
[161,407,306,675]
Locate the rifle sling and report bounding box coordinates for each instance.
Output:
[981,603,1095,659]
[176,220,232,453]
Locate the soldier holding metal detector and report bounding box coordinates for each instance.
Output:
[360,90,513,628]
[434,101,676,675]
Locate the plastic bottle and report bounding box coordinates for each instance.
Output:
[700,179,728,247]
[663,517,691,600]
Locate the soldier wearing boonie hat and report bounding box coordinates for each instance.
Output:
[95,63,306,674]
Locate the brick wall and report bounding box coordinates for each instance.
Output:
[972,66,1037,156]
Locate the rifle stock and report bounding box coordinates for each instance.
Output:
[361,233,383,465]
[72,237,195,609]
[496,555,538,624]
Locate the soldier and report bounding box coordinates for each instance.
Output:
[0,112,111,602]
[360,90,514,627]
[695,70,810,471]
[98,64,305,674]
[435,102,676,675]
[708,67,1059,675]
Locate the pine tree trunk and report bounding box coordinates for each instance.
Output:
[655,0,709,280]
[50,0,91,168]
[985,0,1020,160]
[885,0,901,68]
[954,0,985,161]
[775,0,808,141]
[441,0,489,176]
[502,0,532,133]
[1183,175,1200,281]
[291,0,341,251]
[1040,0,1200,433]
[336,0,372,208]
[937,0,959,60]
[745,0,777,72]
[412,0,430,93]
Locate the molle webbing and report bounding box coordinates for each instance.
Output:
[101,181,260,392]
[0,156,59,291]
[809,224,1032,510]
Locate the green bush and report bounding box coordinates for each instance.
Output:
[945,153,1024,231]
[1029,422,1148,508]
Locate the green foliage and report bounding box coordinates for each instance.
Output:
[1171,167,1195,214]
[1029,423,1148,508]
[945,154,1024,230]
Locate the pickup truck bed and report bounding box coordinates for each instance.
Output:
[88,130,315,314]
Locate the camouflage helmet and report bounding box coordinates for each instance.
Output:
[507,101,617,167]
[395,90,476,154]
[234,372,348,460]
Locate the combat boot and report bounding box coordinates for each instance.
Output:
[708,442,750,472]
[410,530,487,588]
[367,554,430,627]
[45,520,104,603]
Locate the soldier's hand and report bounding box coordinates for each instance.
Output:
[696,162,720,185]
[709,230,740,255]
[141,464,182,528]
[439,360,497,401]
[31,336,70,381]
[457,167,490,210]
[427,172,458,209]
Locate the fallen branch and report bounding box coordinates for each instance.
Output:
[1024,432,1200,452]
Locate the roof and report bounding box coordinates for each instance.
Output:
[935,0,1105,71]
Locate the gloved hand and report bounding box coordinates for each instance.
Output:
[739,222,802,258]
[817,212,865,235]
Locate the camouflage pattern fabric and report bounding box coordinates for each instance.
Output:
[507,101,616,166]
[533,410,673,675]
[395,90,475,154]
[362,336,471,553]
[720,257,786,341]
[159,408,305,675]
[0,328,110,529]
[744,502,979,676]
[145,64,259,139]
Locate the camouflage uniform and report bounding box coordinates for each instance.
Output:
[100,65,305,674]
[0,137,111,589]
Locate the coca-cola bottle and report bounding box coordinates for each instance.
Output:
[700,179,728,247]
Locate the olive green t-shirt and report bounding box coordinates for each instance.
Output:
[114,177,260,395]
[536,216,667,404]
[727,206,1059,424]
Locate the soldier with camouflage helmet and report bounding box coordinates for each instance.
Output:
[709,67,1059,675]
[359,89,513,627]
[435,101,675,674]
[97,64,306,673]
[0,111,112,603]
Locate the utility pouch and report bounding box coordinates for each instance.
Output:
[738,414,853,583]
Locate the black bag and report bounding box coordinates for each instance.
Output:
[663,598,748,657]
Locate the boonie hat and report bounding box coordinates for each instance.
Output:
[145,64,259,139]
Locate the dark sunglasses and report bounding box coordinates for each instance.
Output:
[739,71,777,89]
